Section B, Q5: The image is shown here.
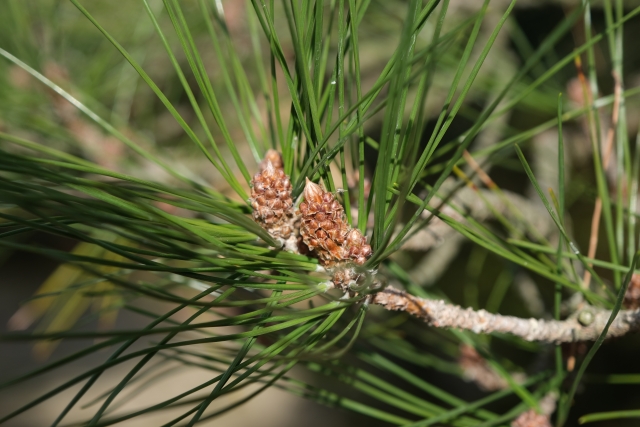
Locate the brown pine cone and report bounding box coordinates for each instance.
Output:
[511,411,551,427]
[259,149,284,171]
[345,228,372,265]
[250,152,293,239]
[299,178,371,267]
[624,273,640,309]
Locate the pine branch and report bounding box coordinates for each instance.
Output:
[252,161,639,345]
[372,285,640,343]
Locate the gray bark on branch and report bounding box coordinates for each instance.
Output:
[372,286,640,343]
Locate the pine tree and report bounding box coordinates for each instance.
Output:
[1,1,640,426]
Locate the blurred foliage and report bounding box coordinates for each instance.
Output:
[1,0,640,426]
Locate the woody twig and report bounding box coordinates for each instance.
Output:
[372,285,640,343]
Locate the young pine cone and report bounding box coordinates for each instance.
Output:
[510,411,551,427]
[624,273,640,309]
[299,178,371,267]
[250,151,293,239]
[259,148,284,171]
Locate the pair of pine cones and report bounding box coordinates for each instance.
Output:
[249,150,372,268]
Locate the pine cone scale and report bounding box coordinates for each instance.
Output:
[298,179,371,268]
[249,150,294,239]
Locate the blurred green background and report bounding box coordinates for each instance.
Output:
[2,1,640,426]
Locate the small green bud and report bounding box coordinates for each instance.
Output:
[578,309,595,326]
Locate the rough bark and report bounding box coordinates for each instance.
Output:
[372,286,640,343]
